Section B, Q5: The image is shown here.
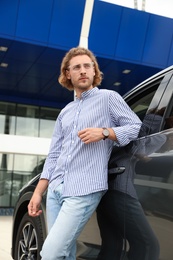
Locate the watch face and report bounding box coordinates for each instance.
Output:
[103,129,109,136]
[103,128,109,139]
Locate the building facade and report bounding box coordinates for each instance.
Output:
[0,0,173,208]
[0,101,60,208]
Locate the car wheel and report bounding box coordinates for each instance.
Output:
[14,212,44,260]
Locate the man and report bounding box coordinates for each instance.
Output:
[28,46,141,260]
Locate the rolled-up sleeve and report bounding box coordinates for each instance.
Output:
[109,91,142,146]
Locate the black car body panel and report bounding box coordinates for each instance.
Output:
[11,66,173,260]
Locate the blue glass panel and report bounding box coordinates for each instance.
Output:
[0,0,19,37]
[49,0,85,48]
[89,1,122,57]
[116,8,149,61]
[16,0,54,43]
[143,15,173,67]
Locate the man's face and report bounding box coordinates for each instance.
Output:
[66,55,95,94]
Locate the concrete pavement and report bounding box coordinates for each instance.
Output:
[0,216,13,260]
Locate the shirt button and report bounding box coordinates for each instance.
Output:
[72,140,74,144]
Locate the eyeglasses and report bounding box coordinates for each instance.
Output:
[67,62,94,72]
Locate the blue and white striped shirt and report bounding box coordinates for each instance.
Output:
[40,87,142,196]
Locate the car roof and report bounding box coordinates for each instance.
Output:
[124,65,173,99]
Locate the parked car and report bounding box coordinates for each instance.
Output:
[11,66,173,260]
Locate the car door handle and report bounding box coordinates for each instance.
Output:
[108,166,125,175]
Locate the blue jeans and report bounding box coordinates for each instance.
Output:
[96,190,160,260]
[40,183,105,260]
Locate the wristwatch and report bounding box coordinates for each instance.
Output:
[102,128,109,140]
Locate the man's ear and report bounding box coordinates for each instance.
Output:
[66,70,71,79]
[93,68,95,76]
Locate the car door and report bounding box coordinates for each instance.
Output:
[76,69,173,260]
[129,70,173,260]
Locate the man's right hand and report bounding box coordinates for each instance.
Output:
[28,193,43,217]
[28,179,48,217]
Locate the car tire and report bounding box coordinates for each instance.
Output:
[14,212,44,260]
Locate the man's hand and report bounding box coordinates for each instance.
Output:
[78,128,104,144]
[28,179,48,217]
[78,127,116,144]
[28,193,43,217]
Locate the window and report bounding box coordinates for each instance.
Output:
[16,104,39,137]
[127,81,161,122]
[39,107,60,138]
[126,78,167,136]
[0,102,16,135]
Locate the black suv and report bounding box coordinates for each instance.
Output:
[12,66,173,260]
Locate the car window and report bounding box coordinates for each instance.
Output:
[127,80,161,122]
[127,75,171,135]
[163,105,173,130]
[130,89,156,121]
[153,74,173,131]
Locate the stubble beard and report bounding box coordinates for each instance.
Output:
[77,78,93,90]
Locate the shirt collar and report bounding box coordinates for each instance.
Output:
[76,87,99,100]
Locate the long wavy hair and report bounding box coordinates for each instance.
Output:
[58,47,103,91]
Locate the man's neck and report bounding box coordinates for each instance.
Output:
[75,86,93,98]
